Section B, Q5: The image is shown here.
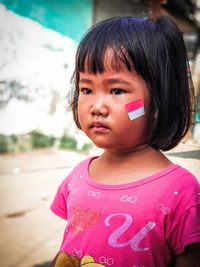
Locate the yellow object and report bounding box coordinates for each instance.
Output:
[55,252,106,267]
[81,255,105,266]
[55,252,80,267]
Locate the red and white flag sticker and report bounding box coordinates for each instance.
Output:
[125,99,145,120]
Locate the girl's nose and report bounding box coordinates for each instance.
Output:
[90,96,108,117]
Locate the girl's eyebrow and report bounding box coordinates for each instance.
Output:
[79,78,92,84]
[106,78,130,85]
[79,78,130,84]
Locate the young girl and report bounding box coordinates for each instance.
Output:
[50,16,200,267]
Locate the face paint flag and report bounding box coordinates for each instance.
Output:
[125,99,145,120]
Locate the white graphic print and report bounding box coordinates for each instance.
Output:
[105,213,156,252]
[68,183,78,194]
[99,256,114,266]
[88,190,101,198]
[120,195,137,203]
[72,248,82,258]
[156,204,170,215]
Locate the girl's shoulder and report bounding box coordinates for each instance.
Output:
[70,156,98,175]
[150,163,200,194]
[63,156,97,182]
[169,165,199,187]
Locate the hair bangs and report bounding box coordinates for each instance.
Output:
[76,22,134,74]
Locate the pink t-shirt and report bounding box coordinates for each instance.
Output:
[51,157,200,267]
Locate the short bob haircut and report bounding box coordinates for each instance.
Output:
[70,16,195,151]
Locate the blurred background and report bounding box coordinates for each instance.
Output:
[0,1,200,267]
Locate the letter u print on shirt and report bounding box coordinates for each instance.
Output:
[105,213,156,252]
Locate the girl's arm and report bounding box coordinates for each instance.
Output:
[174,243,200,267]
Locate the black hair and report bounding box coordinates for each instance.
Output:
[70,16,195,151]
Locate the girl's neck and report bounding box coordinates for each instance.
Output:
[89,145,172,185]
[102,144,153,162]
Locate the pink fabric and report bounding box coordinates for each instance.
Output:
[51,157,200,267]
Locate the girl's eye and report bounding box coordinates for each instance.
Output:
[80,88,92,94]
[111,88,125,95]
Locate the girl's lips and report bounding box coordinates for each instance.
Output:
[91,121,108,128]
[90,121,109,132]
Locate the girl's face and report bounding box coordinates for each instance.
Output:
[78,55,150,152]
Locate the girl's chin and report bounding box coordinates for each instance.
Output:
[92,141,124,151]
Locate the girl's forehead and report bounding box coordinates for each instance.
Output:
[79,62,142,84]
[83,48,134,73]
[104,49,128,70]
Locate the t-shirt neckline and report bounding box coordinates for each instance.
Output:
[83,156,180,190]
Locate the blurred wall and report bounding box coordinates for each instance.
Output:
[0,0,93,42]
[93,0,148,23]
